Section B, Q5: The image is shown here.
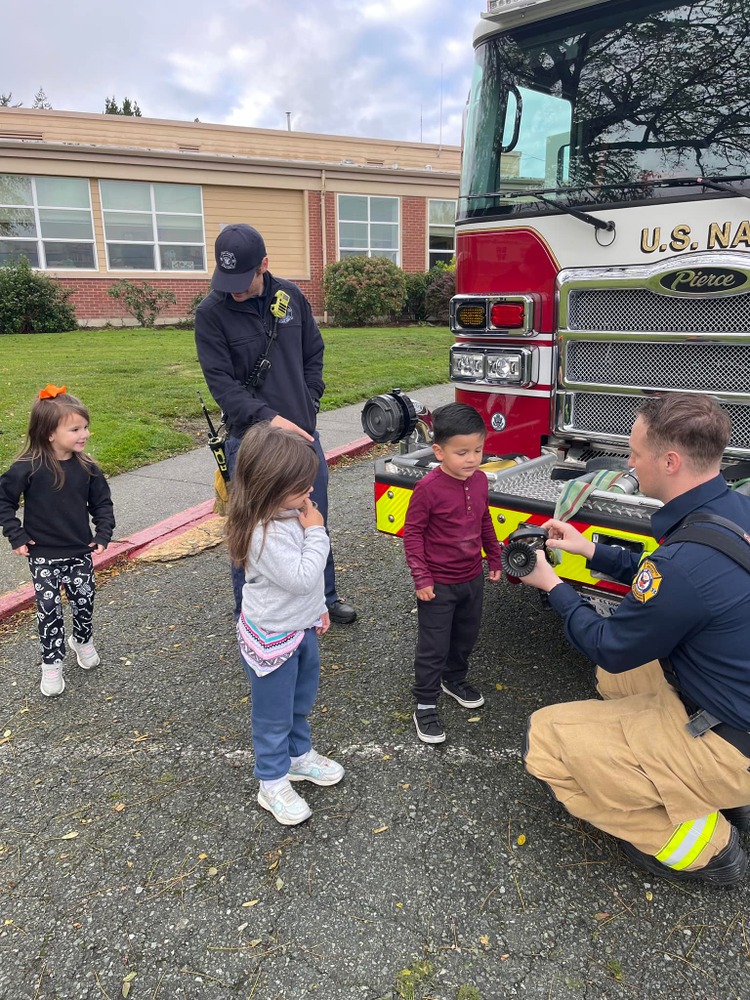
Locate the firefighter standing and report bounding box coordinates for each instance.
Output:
[520,393,750,886]
[195,224,356,625]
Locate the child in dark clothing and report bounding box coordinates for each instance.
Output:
[403,403,503,744]
[0,385,115,697]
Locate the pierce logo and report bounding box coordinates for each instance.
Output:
[657,267,750,296]
[219,251,237,270]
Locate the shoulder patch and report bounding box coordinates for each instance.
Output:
[632,559,663,603]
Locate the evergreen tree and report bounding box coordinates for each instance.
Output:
[32,87,52,110]
[104,96,143,116]
[0,92,23,107]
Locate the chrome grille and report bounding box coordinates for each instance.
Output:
[568,288,750,333]
[566,393,750,451]
[565,340,750,394]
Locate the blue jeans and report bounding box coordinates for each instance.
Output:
[242,628,320,780]
[226,431,338,617]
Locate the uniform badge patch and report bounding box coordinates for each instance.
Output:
[632,559,663,603]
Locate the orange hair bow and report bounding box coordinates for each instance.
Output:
[39,384,67,399]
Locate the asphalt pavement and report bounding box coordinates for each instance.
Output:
[2,433,750,999]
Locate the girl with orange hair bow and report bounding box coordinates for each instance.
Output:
[0,386,115,696]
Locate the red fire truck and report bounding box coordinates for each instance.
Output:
[362,0,750,613]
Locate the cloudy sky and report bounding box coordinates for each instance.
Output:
[3,0,483,146]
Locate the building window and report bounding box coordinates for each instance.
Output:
[337,194,399,264]
[0,174,96,269]
[428,199,457,269]
[100,180,205,271]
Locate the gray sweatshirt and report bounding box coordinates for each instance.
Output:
[241,512,329,632]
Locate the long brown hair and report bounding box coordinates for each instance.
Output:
[225,423,319,569]
[19,390,95,488]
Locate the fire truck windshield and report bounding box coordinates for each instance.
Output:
[459,0,750,221]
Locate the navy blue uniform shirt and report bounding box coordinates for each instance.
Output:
[547,475,750,729]
[194,272,325,439]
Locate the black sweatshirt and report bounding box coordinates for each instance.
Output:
[0,458,115,558]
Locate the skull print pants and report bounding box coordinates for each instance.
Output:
[28,553,96,664]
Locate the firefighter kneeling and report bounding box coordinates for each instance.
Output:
[519,393,750,887]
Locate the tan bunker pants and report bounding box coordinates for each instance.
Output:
[525,661,750,870]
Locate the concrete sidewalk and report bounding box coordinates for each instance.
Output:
[0,384,454,617]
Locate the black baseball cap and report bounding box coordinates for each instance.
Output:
[212,224,267,292]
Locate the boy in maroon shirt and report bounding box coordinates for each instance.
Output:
[404,403,503,744]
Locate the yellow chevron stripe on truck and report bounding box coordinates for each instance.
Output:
[374,481,659,593]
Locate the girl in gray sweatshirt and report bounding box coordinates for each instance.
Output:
[225,423,345,826]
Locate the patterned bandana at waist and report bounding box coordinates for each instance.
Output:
[237,613,305,677]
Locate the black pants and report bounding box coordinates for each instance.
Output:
[28,553,95,664]
[412,573,484,704]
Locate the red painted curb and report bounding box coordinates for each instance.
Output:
[0,438,376,622]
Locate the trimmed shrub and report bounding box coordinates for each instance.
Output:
[0,257,78,334]
[108,279,177,328]
[402,270,430,323]
[425,268,456,324]
[323,256,406,325]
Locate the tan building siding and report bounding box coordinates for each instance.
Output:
[203,187,308,278]
[0,108,461,173]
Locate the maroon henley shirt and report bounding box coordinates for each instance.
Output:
[403,465,503,590]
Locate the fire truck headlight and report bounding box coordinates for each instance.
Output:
[451,352,485,380]
[486,353,522,381]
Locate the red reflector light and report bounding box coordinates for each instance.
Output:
[490,302,525,329]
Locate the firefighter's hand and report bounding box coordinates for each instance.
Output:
[519,551,562,593]
[488,569,502,583]
[542,518,596,560]
[270,415,314,442]
[316,612,330,636]
[298,498,324,529]
[416,585,435,601]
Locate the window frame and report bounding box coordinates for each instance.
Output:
[427,198,457,270]
[100,180,207,273]
[0,174,98,271]
[337,194,400,264]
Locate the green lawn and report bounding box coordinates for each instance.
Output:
[0,326,452,475]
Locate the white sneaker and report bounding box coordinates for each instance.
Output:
[68,636,100,670]
[257,781,312,826]
[40,661,65,697]
[288,749,345,786]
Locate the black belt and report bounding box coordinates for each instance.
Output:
[676,690,750,758]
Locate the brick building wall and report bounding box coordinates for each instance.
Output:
[57,277,211,325]
[401,197,428,273]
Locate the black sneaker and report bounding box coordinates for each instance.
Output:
[441,680,485,709]
[619,825,748,887]
[413,708,446,744]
